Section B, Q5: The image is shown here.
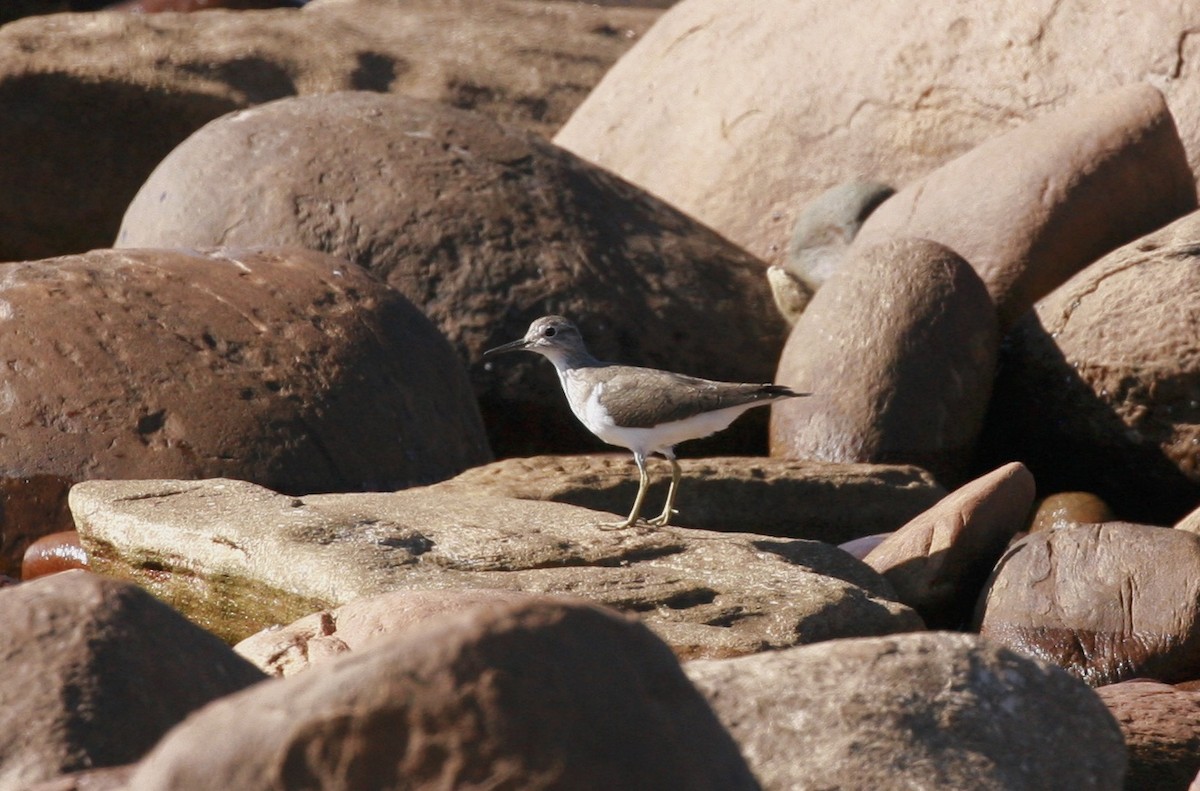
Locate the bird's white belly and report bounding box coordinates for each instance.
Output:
[563,374,758,456]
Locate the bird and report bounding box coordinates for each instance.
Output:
[485,315,809,528]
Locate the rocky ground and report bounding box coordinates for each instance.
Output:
[4,1,1200,790]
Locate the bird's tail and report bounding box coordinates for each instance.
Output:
[762,384,811,399]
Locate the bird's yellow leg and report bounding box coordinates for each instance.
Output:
[648,456,681,526]
[603,452,650,530]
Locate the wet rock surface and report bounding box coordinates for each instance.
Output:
[70,477,922,655]
[976,523,1200,686]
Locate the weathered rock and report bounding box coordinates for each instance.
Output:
[0,570,265,789]
[70,477,922,656]
[0,247,489,498]
[853,83,1195,328]
[554,2,1200,266]
[117,90,788,457]
[685,631,1127,791]
[131,599,759,791]
[0,0,656,260]
[25,765,134,791]
[21,530,88,580]
[111,0,299,10]
[1096,680,1200,791]
[440,454,946,543]
[0,474,73,579]
[863,462,1034,628]
[983,210,1200,523]
[976,523,1200,685]
[771,238,998,486]
[768,179,895,325]
[236,588,539,677]
[1030,492,1115,533]
[1177,504,1200,534]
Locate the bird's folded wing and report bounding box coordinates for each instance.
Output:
[591,366,778,428]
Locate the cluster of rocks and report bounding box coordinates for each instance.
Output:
[6,1,1200,789]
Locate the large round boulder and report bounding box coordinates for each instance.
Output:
[0,246,489,494]
[554,1,1200,266]
[117,91,787,457]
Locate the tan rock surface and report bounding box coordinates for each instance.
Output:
[71,478,922,657]
[555,1,1200,265]
[442,454,945,543]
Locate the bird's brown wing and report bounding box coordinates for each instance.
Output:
[589,365,795,428]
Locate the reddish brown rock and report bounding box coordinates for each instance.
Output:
[685,631,1127,790]
[0,0,655,260]
[0,247,489,496]
[21,530,88,580]
[1029,492,1115,533]
[977,523,1200,686]
[109,0,298,9]
[853,83,1195,328]
[0,474,73,579]
[0,570,265,788]
[117,91,787,458]
[770,238,997,486]
[554,2,1200,268]
[983,210,1200,523]
[1096,680,1200,791]
[235,589,539,677]
[130,599,758,790]
[863,462,1034,628]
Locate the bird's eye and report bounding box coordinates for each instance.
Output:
[543,327,557,337]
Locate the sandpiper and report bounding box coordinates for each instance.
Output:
[485,315,809,528]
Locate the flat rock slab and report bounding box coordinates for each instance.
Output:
[70,478,922,658]
[442,454,945,542]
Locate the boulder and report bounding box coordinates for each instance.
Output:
[853,83,1195,328]
[0,0,657,259]
[130,599,759,791]
[70,477,923,656]
[440,454,946,543]
[863,462,1034,628]
[771,238,997,486]
[1029,492,1114,534]
[983,210,1200,523]
[554,1,1200,266]
[0,247,489,497]
[0,570,265,789]
[116,91,788,457]
[1096,680,1200,791]
[686,631,1126,790]
[976,523,1200,685]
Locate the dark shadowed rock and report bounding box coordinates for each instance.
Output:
[0,247,489,497]
[440,454,946,543]
[983,210,1200,523]
[0,570,265,789]
[770,238,997,486]
[0,474,73,579]
[1096,680,1200,791]
[130,599,760,791]
[25,765,134,791]
[686,631,1126,790]
[854,83,1195,328]
[117,91,788,457]
[71,478,922,655]
[863,462,1034,628]
[0,0,655,260]
[977,523,1200,685]
[554,2,1200,268]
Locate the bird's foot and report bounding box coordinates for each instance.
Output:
[646,510,675,527]
[599,517,642,531]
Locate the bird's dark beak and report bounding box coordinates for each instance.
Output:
[483,338,530,357]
